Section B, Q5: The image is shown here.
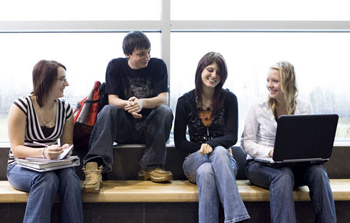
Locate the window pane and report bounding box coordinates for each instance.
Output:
[0,32,161,142]
[171,0,350,20]
[170,32,350,141]
[0,0,161,21]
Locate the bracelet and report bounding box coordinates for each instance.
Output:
[42,147,46,159]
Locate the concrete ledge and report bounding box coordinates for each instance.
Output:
[1,179,350,203]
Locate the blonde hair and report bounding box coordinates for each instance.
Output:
[268,61,298,116]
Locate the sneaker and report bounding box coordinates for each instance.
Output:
[82,162,103,193]
[138,166,173,183]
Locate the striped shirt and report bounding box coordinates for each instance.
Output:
[8,95,73,165]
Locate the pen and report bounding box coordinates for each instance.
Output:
[33,141,49,147]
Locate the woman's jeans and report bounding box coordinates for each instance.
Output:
[7,164,83,223]
[246,160,337,223]
[84,105,173,172]
[183,146,250,223]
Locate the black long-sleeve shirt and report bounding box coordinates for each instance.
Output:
[174,89,238,153]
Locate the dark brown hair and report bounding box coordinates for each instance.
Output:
[195,52,228,117]
[32,60,66,107]
[122,31,151,55]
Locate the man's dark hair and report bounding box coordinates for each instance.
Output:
[122,31,151,55]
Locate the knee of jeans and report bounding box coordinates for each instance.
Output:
[98,105,125,122]
[212,146,238,174]
[306,165,328,182]
[212,146,227,155]
[156,105,173,120]
[275,168,294,187]
[37,172,60,191]
[100,105,120,115]
[197,163,214,182]
[60,169,80,188]
[211,146,230,160]
[104,105,120,113]
[183,157,196,183]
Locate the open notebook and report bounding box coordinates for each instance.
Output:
[254,114,338,166]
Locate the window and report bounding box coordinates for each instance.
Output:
[170,32,350,140]
[1,0,350,144]
[171,0,350,20]
[0,0,161,21]
[0,33,161,142]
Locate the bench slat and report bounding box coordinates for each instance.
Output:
[1,179,349,203]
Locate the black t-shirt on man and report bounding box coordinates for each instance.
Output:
[105,57,169,116]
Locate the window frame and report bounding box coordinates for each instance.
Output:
[1,0,350,145]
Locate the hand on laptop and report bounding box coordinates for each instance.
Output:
[269,149,274,157]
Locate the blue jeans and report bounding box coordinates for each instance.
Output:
[84,104,173,172]
[245,160,337,223]
[7,164,83,223]
[183,146,250,223]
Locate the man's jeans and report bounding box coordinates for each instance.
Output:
[183,146,250,223]
[7,164,83,223]
[246,160,337,223]
[84,105,173,172]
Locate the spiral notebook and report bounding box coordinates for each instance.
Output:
[254,114,338,166]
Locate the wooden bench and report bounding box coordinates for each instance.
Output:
[1,146,350,222]
[1,179,350,203]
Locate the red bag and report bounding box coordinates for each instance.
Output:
[73,81,107,150]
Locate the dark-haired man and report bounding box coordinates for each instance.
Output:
[82,31,173,193]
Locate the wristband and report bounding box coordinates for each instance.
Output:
[42,147,46,159]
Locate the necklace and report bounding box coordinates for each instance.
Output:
[196,96,213,127]
[195,96,213,111]
[36,99,56,128]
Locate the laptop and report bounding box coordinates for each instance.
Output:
[254,114,338,166]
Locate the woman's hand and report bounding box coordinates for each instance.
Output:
[268,148,274,157]
[227,148,233,157]
[199,143,213,156]
[43,145,63,160]
[61,143,72,158]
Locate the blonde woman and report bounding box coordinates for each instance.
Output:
[241,61,336,223]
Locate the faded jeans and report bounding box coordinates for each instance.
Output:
[7,164,83,223]
[246,160,337,223]
[183,146,250,223]
[84,104,173,172]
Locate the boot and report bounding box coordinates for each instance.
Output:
[82,162,103,193]
[138,166,173,183]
